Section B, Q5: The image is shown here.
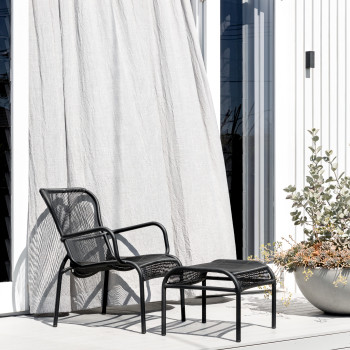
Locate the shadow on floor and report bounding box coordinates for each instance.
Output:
[34,296,233,319]
[31,296,273,343]
[35,312,265,342]
[149,318,263,339]
[169,295,233,306]
[34,301,174,319]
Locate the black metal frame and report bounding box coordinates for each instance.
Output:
[40,187,183,334]
[161,264,276,342]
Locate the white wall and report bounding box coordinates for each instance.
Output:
[275,0,350,290]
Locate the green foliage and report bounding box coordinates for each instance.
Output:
[283,128,350,248]
[252,129,350,283]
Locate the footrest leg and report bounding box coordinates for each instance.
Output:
[162,286,167,336]
[236,292,241,342]
[180,289,186,322]
[140,279,146,334]
[202,280,206,323]
[272,281,276,329]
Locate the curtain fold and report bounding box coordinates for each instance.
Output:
[29,0,236,314]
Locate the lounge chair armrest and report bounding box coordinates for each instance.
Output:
[113,221,170,254]
[61,226,122,262]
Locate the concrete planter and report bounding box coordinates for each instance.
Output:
[295,267,350,314]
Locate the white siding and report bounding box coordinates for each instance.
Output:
[275,0,350,290]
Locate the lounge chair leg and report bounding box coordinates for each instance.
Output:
[272,281,276,329]
[236,291,241,342]
[102,270,109,315]
[202,280,206,323]
[53,256,68,327]
[180,289,186,322]
[162,286,167,336]
[139,276,146,334]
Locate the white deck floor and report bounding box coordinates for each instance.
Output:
[1,293,350,350]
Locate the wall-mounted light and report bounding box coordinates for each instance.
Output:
[306,51,315,69]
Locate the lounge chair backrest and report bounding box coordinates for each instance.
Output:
[40,188,114,265]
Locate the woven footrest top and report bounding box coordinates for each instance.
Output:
[165,259,275,290]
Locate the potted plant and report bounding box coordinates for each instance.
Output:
[268,129,350,314]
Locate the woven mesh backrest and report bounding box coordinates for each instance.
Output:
[40,188,114,264]
[41,189,101,236]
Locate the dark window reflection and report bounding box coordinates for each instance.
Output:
[220,0,274,259]
[0,0,10,282]
[221,0,243,259]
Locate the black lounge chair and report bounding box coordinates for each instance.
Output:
[39,187,183,333]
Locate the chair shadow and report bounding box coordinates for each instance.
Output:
[32,297,272,343]
[35,314,259,342]
[34,301,174,319]
[148,318,255,341]
[38,313,161,334]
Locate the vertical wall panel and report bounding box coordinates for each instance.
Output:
[304,0,314,242]
[275,0,296,252]
[338,0,346,173]
[304,0,313,128]
[347,0,350,174]
[275,0,350,290]
[294,0,305,242]
[321,0,330,172]
[329,0,338,156]
[254,4,262,254]
[313,0,322,134]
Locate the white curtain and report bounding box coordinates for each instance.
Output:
[29,0,235,314]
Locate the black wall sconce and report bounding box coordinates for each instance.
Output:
[306,51,315,69]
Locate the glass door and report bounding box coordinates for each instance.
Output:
[220,0,274,258]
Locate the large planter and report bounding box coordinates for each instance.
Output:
[295,267,350,314]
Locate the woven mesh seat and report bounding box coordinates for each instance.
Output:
[168,259,274,289]
[167,270,207,285]
[165,259,274,290]
[73,254,179,280]
[161,259,277,342]
[40,187,182,333]
[185,260,273,289]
